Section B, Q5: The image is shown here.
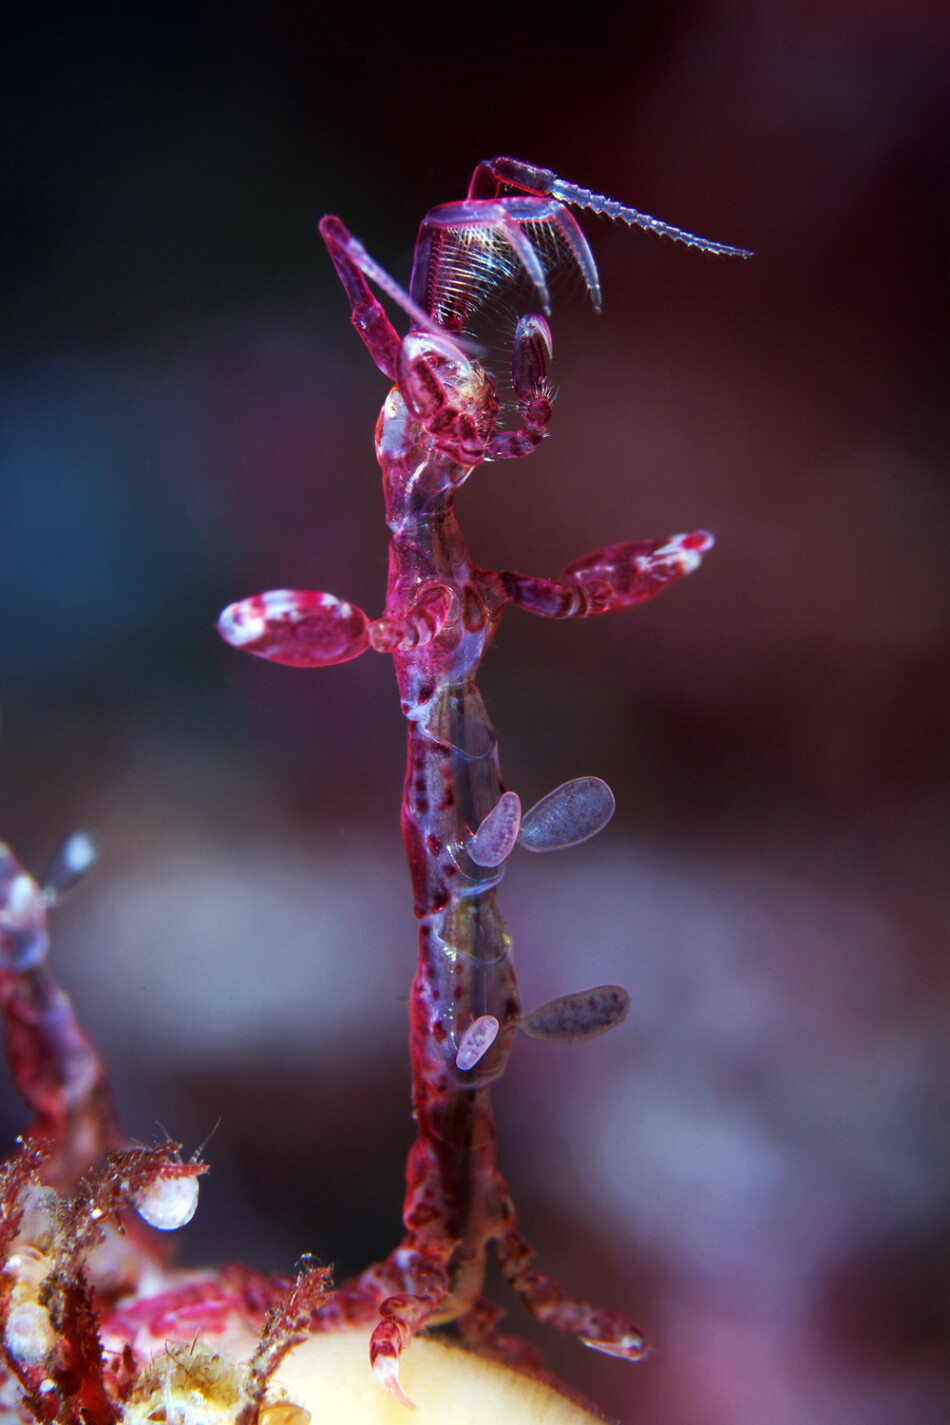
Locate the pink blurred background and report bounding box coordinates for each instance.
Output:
[1,3,948,1422]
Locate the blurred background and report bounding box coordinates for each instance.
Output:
[1,2,948,1421]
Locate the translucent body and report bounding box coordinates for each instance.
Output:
[217,158,736,1401]
[0,160,741,1424]
[0,160,739,1421]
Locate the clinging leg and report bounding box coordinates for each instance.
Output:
[319,217,405,379]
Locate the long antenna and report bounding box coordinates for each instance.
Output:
[550,176,753,258]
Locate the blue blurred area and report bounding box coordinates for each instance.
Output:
[1,372,153,681]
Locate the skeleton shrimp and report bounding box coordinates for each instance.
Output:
[218,157,749,1406]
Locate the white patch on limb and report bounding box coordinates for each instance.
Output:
[580,1330,647,1360]
[4,873,38,924]
[61,831,97,877]
[319,593,352,618]
[652,532,712,575]
[260,590,307,620]
[0,870,47,969]
[42,830,99,903]
[218,600,268,647]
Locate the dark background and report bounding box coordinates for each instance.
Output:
[1,4,948,1422]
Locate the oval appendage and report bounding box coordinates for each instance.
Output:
[217,590,371,667]
[456,1015,500,1071]
[519,985,630,1042]
[518,777,615,853]
[469,792,522,867]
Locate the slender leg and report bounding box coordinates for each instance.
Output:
[494,1176,647,1362]
[307,1256,405,1335]
[455,1296,545,1374]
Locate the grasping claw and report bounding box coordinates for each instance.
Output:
[409,157,751,333]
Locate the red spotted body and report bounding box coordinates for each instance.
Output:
[217,158,745,1404]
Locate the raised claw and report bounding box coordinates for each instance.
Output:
[412,200,555,318]
[579,1330,650,1361]
[396,331,494,463]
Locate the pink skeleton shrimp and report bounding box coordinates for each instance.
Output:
[0,158,747,1424]
[217,158,749,1406]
